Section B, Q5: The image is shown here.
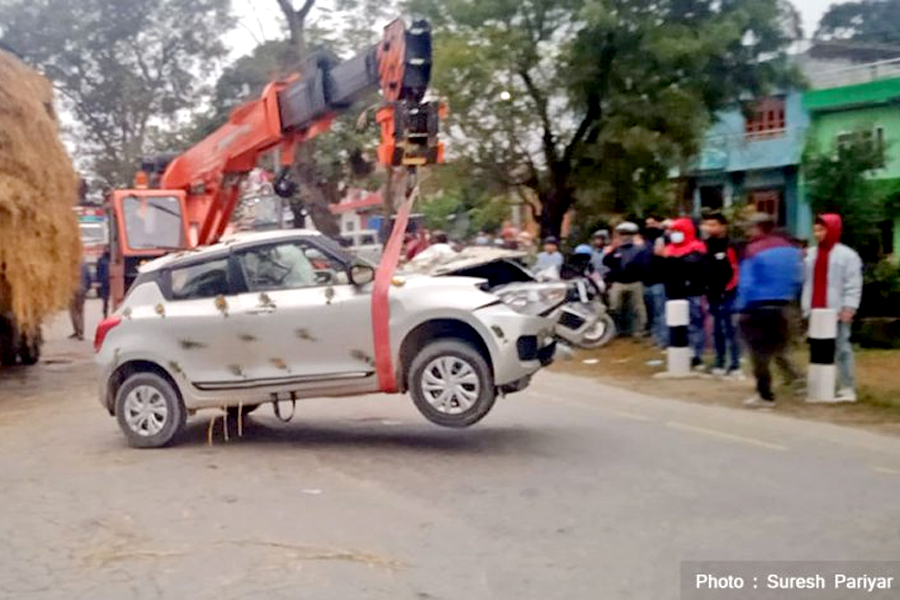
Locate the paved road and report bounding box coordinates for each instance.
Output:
[1,301,899,599]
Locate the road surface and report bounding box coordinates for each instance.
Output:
[1,301,899,599]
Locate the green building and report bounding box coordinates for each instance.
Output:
[803,72,900,256]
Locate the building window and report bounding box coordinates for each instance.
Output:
[744,96,786,139]
[836,127,885,168]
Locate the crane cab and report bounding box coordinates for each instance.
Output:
[109,188,191,308]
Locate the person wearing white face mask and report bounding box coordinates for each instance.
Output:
[664,218,708,370]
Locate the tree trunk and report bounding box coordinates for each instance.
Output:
[275,0,341,237]
[538,183,576,240]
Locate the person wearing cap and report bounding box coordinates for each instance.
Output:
[801,213,863,402]
[535,236,564,274]
[590,229,611,280]
[737,213,804,408]
[604,222,650,337]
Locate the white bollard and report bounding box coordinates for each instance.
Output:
[807,308,837,403]
[666,299,691,376]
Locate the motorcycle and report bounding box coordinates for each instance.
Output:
[416,248,616,350]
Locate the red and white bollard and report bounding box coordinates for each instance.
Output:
[807,308,837,403]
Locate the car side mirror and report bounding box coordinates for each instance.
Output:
[348,263,376,287]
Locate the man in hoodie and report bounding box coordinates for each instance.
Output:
[664,218,707,367]
[604,222,650,337]
[802,214,863,402]
[701,212,741,376]
[737,213,804,408]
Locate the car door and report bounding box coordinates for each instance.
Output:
[160,254,242,386]
[230,238,376,386]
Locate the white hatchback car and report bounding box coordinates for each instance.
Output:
[95,230,556,447]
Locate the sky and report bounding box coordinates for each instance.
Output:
[226,0,842,60]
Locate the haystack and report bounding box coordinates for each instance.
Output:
[0,49,80,332]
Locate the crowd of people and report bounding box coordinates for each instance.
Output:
[579,211,863,408]
[400,214,863,408]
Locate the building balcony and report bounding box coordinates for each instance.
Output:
[808,57,900,90]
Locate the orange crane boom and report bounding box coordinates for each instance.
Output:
[108,18,442,306]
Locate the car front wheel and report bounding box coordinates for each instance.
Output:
[115,372,186,448]
[409,340,496,428]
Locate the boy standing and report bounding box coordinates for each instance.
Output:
[801,214,863,401]
[701,213,741,376]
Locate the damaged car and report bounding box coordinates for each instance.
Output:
[94,230,556,447]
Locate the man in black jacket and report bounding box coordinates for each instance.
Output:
[643,216,668,347]
[701,212,742,376]
[604,222,650,337]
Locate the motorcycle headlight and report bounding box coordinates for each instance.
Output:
[496,284,568,316]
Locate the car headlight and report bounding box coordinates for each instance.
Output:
[496,284,568,316]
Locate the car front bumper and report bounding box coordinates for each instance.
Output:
[472,303,556,386]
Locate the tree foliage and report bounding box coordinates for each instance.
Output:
[407,0,801,236]
[815,0,900,44]
[0,0,233,187]
[803,131,899,261]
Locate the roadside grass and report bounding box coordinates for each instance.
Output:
[552,338,900,436]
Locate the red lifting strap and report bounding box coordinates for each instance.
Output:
[371,186,418,392]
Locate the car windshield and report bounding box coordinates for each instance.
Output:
[122,195,185,250]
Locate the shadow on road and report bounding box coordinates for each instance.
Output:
[173,415,556,457]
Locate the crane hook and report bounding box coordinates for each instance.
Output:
[273,167,298,198]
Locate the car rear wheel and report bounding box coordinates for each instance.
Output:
[18,331,41,365]
[409,340,496,428]
[115,372,186,448]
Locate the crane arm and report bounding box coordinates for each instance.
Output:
[155,18,439,246]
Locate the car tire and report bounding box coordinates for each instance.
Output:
[18,332,41,366]
[409,340,496,428]
[115,372,186,449]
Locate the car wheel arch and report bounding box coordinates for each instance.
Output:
[397,318,494,393]
[107,360,182,416]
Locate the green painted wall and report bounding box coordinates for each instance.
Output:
[803,76,900,113]
[806,104,900,179]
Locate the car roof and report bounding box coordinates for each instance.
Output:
[138,228,322,273]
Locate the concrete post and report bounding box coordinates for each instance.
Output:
[666,299,691,376]
[807,308,837,403]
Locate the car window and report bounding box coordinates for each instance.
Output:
[237,241,348,292]
[359,233,376,245]
[170,258,230,300]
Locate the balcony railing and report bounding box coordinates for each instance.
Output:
[809,57,900,89]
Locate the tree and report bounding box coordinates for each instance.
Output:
[0,0,233,187]
[803,131,899,261]
[408,0,800,237]
[815,0,900,44]
[272,0,398,234]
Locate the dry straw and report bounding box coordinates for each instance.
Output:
[0,49,80,332]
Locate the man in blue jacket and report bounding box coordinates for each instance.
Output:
[737,213,804,408]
